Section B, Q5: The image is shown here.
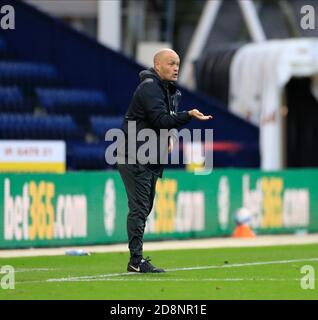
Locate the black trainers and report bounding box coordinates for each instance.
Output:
[127,256,165,273]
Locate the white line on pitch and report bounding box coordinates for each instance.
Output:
[46,278,307,283]
[45,257,318,283]
[17,277,318,285]
[15,268,56,273]
[166,257,318,272]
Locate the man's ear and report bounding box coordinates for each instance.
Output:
[153,64,158,73]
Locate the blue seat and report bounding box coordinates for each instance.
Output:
[90,116,123,140]
[0,62,59,87]
[67,142,113,170]
[0,38,8,58]
[0,86,32,113]
[0,114,84,140]
[35,88,113,115]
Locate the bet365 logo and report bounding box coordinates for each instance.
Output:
[4,178,88,241]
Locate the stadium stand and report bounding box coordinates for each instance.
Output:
[35,88,114,115]
[90,116,123,140]
[0,62,59,88]
[0,37,8,59]
[67,142,112,170]
[0,0,260,170]
[0,86,32,113]
[0,113,84,140]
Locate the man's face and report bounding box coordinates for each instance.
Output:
[155,52,180,82]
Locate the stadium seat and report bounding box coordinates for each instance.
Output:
[90,116,123,140]
[67,142,112,170]
[0,62,59,87]
[0,114,84,140]
[0,86,32,113]
[35,88,113,115]
[0,37,8,59]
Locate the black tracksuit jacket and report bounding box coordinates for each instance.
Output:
[120,68,191,177]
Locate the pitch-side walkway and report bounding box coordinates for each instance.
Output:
[1,233,318,258]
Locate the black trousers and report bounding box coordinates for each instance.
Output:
[117,164,158,264]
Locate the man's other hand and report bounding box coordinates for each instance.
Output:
[188,109,213,120]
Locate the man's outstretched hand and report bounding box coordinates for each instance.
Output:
[188,109,213,120]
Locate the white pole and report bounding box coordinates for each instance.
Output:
[238,0,266,42]
[179,0,223,89]
[98,0,122,51]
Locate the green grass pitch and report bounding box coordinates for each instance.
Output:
[1,244,318,300]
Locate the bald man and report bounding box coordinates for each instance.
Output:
[117,49,212,273]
